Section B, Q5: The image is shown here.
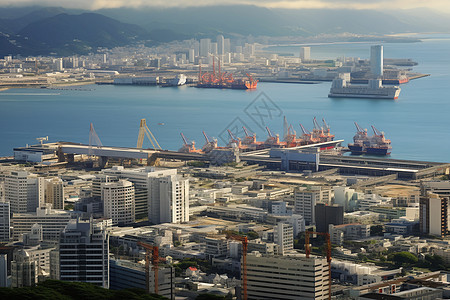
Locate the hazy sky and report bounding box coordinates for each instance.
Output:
[1,0,450,11]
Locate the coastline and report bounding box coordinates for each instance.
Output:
[0,88,9,92]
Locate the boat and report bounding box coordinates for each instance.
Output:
[196,57,257,90]
[348,122,392,155]
[329,76,401,100]
[166,74,186,86]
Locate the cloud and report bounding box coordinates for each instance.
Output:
[0,0,449,11]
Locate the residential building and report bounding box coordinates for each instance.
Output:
[274,223,293,255]
[11,249,36,288]
[420,194,450,237]
[315,203,344,233]
[329,224,370,246]
[245,252,330,300]
[44,177,65,209]
[294,186,331,225]
[102,180,135,225]
[59,219,109,288]
[204,236,228,258]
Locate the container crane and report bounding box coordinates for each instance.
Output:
[305,231,332,300]
[137,241,160,295]
[201,131,218,153]
[227,129,242,148]
[179,133,202,153]
[226,234,248,300]
[137,119,162,150]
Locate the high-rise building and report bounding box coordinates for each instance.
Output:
[314,203,344,233]
[102,167,189,223]
[199,39,211,57]
[224,38,231,53]
[245,253,330,300]
[217,35,225,55]
[110,259,174,297]
[45,178,65,210]
[102,180,135,225]
[11,249,36,288]
[0,202,10,242]
[59,219,109,288]
[210,42,218,55]
[300,46,311,61]
[5,171,44,213]
[294,186,331,225]
[420,194,450,237]
[370,45,383,78]
[0,254,8,287]
[273,223,294,255]
[333,186,356,212]
[188,48,195,63]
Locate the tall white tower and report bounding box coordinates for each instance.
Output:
[370,45,383,78]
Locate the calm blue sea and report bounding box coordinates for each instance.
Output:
[1,34,450,162]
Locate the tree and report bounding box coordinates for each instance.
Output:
[370,225,384,236]
[388,252,418,267]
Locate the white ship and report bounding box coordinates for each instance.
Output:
[167,74,187,86]
[328,77,401,100]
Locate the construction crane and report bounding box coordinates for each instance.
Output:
[305,231,332,300]
[137,241,160,295]
[137,119,162,150]
[226,234,248,300]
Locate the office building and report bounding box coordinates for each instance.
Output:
[300,46,311,61]
[45,178,65,210]
[188,48,195,63]
[0,202,10,242]
[245,252,330,300]
[11,249,36,288]
[287,214,305,236]
[315,203,344,233]
[294,186,331,225]
[199,38,211,57]
[420,194,450,237]
[5,171,44,213]
[0,254,8,287]
[59,219,109,288]
[217,35,225,55]
[333,186,356,212]
[11,206,73,241]
[210,42,218,55]
[273,223,294,255]
[205,236,228,258]
[102,180,135,225]
[110,259,174,297]
[370,45,383,78]
[224,38,231,53]
[329,223,370,246]
[102,167,189,224]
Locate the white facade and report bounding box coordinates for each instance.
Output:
[370,45,383,78]
[246,253,330,300]
[294,186,331,224]
[59,219,109,288]
[274,223,293,255]
[300,46,311,61]
[5,171,44,214]
[102,180,135,225]
[217,35,225,55]
[287,214,305,236]
[333,186,355,212]
[199,38,211,57]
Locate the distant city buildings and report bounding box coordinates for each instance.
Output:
[370,45,383,78]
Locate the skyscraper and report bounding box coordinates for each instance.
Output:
[199,38,211,57]
[273,223,294,255]
[59,219,109,288]
[370,45,383,78]
[314,203,344,233]
[0,202,10,243]
[5,171,44,213]
[102,180,135,225]
[300,46,311,61]
[420,193,450,237]
[217,35,225,55]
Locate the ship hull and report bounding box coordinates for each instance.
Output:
[197,83,257,90]
[328,93,398,100]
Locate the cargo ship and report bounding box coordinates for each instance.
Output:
[329,77,400,100]
[348,122,392,155]
[197,57,258,90]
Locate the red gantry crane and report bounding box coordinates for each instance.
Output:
[226,234,248,300]
[305,231,332,300]
[137,241,160,295]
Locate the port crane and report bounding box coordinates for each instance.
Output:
[137,119,162,150]
[179,133,202,153]
[305,231,332,300]
[201,131,218,153]
[227,129,242,148]
[137,241,160,294]
[226,234,248,300]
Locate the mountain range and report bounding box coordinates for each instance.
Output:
[0,5,449,57]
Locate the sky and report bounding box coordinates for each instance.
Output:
[0,0,450,11]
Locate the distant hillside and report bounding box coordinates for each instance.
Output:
[17,13,148,55]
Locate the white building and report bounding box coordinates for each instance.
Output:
[245,252,330,300]
[370,45,383,78]
[287,214,305,236]
[217,35,225,55]
[329,223,370,246]
[0,202,10,242]
[102,180,135,225]
[199,38,211,57]
[300,46,311,61]
[5,171,44,213]
[274,223,293,255]
[45,177,65,210]
[294,186,331,224]
[59,219,109,288]
[334,186,356,212]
